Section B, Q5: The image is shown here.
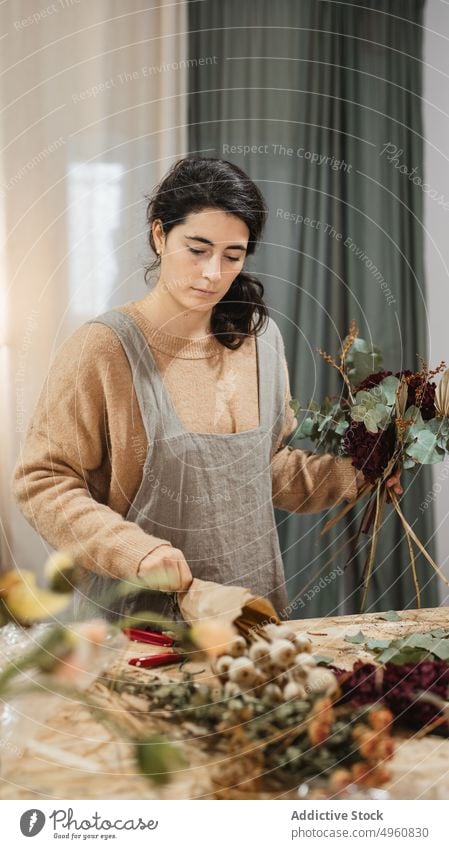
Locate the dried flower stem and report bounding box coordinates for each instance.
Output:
[405,528,421,609]
[340,320,359,368]
[314,320,360,405]
[412,359,446,407]
[360,483,387,613]
[390,491,449,587]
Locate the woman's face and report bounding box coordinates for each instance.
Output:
[152,207,249,312]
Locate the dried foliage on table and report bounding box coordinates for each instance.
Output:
[111,622,396,798]
[333,659,449,736]
[0,554,192,787]
[5,553,448,798]
[290,321,449,610]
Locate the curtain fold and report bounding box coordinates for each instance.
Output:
[189,0,439,615]
[0,1,188,575]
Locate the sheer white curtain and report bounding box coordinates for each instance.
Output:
[0,1,188,575]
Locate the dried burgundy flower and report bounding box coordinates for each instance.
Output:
[355,371,393,392]
[347,367,436,483]
[356,369,436,421]
[344,423,396,484]
[395,370,436,421]
[332,660,449,732]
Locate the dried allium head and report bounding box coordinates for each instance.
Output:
[306,668,339,696]
[215,654,234,677]
[228,656,257,687]
[223,681,241,698]
[269,639,297,668]
[248,640,271,663]
[283,680,307,701]
[263,683,284,703]
[293,633,312,653]
[228,636,247,658]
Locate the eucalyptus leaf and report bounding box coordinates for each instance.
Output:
[346,338,383,388]
[335,419,349,435]
[296,418,316,438]
[378,610,402,621]
[406,429,444,464]
[365,638,391,650]
[431,641,449,661]
[400,633,436,651]
[360,628,449,665]
[429,628,446,638]
[289,398,301,417]
[344,631,366,644]
[377,647,429,664]
[378,375,401,405]
[317,414,333,433]
[404,406,426,441]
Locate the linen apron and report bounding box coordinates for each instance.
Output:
[73,308,290,622]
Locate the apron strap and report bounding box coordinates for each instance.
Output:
[87,308,183,441]
[257,316,289,456]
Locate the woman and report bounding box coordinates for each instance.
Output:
[13,157,402,621]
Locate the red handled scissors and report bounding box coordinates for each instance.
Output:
[128,651,183,669]
[122,627,175,647]
[123,627,182,669]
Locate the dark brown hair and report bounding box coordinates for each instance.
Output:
[143,157,269,349]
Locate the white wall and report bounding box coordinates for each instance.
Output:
[423,0,449,598]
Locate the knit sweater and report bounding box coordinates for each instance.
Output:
[12,299,362,582]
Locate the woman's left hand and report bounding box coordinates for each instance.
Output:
[385,468,403,496]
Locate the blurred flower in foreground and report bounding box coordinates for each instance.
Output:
[190,619,237,659]
[50,620,118,687]
[0,569,71,625]
[0,620,125,695]
[135,734,187,785]
[44,551,76,593]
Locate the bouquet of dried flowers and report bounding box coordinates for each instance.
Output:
[290,321,449,610]
[115,623,395,797]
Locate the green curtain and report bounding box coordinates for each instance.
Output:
[188,0,439,616]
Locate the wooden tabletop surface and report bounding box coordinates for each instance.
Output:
[1,607,449,800]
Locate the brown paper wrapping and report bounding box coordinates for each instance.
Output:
[177,578,279,639]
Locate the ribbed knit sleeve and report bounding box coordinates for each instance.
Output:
[271,358,365,514]
[11,324,172,581]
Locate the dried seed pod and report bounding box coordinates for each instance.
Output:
[248,640,271,663]
[269,639,297,668]
[262,661,284,684]
[228,636,247,657]
[291,652,316,680]
[215,654,234,677]
[253,652,273,673]
[267,624,298,642]
[295,651,317,667]
[253,668,266,685]
[283,680,307,701]
[263,683,284,703]
[223,681,241,698]
[228,656,257,687]
[293,633,312,653]
[306,667,339,696]
[262,623,283,640]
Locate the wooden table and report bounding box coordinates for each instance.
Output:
[1,607,449,800]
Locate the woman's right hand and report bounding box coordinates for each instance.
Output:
[137,545,193,592]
